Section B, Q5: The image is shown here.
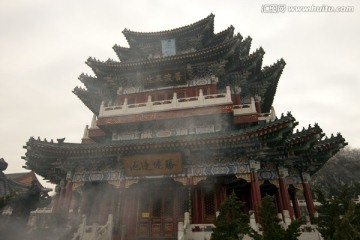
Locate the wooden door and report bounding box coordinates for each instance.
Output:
[136,186,187,239]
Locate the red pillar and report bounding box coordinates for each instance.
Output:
[290,192,301,219]
[79,189,88,215]
[303,182,315,218]
[275,190,284,215]
[63,181,73,211]
[254,95,261,113]
[251,170,262,222]
[52,193,60,212]
[278,178,294,221]
[234,93,241,105]
[56,180,66,211]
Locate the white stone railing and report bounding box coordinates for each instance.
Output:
[178,210,323,240]
[233,97,257,116]
[27,207,53,230]
[72,214,113,240]
[99,86,232,117]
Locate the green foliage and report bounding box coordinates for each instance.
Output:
[0,193,14,209]
[249,195,303,240]
[316,186,360,240]
[333,200,360,240]
[210,191,250,240]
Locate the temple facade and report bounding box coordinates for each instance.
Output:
[23,14,346,240]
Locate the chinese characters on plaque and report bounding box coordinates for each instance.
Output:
[123,152,183,176]
[144,70,186,89]
[161,39,176,57]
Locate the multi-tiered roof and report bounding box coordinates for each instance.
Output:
[23,14,346,184]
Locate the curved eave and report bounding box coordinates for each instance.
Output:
[284,124,324,152]
[237,58,285,112]
[23,113,297,182]
[239,47,265,75]
[24,113,295,160]
[73,87,101,115]
[286,124,323,145]
[206,26,236,47]
[311,133,348,154]
[78,73,105,92]
[87,37,242,75]
[239,36,252,58]
[306,133,347,174]
[112,45,143,62]
[122,14,215,47]
[260,59,286,112]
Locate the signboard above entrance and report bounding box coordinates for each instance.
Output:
[123,152,183,177]
[161,39,176,57]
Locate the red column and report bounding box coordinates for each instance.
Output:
[52,193,60,212]
[56,180,66,211]
[290,192,301,219]
[254,95,261,113]
[251,171,262,222]
[278,178,294,221]
[303,182,315,218]
[79,188,88,215]
[275,190,284,215]
[234,94,241,105]
[63,181,73,211]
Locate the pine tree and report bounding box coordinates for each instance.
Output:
[0,193,13,209]
[316,186,360,240]
[210,191,250,240]
[250,195,303,240]
[333,200,360,240]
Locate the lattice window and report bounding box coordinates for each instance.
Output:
[204,190,216,216]
[140,194,150,218]
[176,90,186,99]
[127,97,135,104]
[163,193,173,217]
[176,188,188,217]
[166,93,173,100]
[157,94,165,101]
[152,197,161,217]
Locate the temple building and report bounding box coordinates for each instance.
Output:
[23,14,346,240]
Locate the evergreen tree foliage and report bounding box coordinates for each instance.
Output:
[0,194,13,209]
[333,200,360,240]
[316,186,360,240]
[210,191,250,240]
[249,195,303,240]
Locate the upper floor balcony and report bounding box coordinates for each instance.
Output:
[99,86,233,117]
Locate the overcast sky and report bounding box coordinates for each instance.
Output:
[1,0,359,187]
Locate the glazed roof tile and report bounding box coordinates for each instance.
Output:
[24,113,295,158]
[86,37,241,75]
[73,86,101,115]
[122,14,215,46]
[206,25,236,47]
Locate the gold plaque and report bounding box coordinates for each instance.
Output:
[123,152,183,177]
[142,212,150,218]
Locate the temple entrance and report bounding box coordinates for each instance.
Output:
[123,178,187,240]
[80,181,116,225]
[192,176,251,224]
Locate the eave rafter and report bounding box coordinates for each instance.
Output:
[86,37,242,77]
[287,132,347,174]
[239,36,252,58]
[122,13,215,47]
[258,59,286,112]
[72,87,101,115]
[206,25,235,47]
[284,123,324,152]
[23,113,296,178]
